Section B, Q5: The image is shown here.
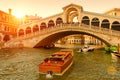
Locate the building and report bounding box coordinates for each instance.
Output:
[18,14,42,25]
[0,9,42,44]
[104,8,120,16]
[0,9,19,47]
[57,34,102,45]
[56,5,120,46]
[2,4,120,48]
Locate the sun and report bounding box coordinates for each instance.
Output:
[14,11,25,19]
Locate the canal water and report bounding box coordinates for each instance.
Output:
[0,48,120,80]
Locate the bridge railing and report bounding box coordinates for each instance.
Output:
[81,23,120,36]
[5,23,120,46]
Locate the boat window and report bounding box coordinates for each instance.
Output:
[44,58,49,62]
[51,54,56,57]
[51,54,65,58]
[64,53,72,59]
[49,58,62,61]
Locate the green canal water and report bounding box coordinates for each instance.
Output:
[0,48,120,80]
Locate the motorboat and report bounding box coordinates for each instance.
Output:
[38,49,74,77]
[81,46,94,52]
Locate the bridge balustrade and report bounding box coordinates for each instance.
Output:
[111,30,120,36]
[5,23,120,46]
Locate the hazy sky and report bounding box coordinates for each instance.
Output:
[1,0,120,18]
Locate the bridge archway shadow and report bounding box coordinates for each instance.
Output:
[34,30,111,48]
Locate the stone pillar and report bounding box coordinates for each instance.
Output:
[63,12,67,23]
[17,29,19,37]
[99,21,101,31]
[78,12,81,23]
[89,19,91,28]
[81,35,85,45]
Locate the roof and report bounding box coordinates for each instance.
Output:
[104,8,120,14]
[54,51,70,56]
[0,10,8,15]
[62,3,83,10]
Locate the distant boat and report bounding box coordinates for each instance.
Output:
[81,46,94,52]
[43,44,55,49]
[38,49,74,77]
[111,52,120,57]
[111,44,120,57]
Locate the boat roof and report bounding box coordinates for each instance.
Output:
[54,51,72,56]
[47,51,71,59]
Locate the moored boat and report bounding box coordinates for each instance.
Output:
[81,46,94,52]
[38,49,74,76]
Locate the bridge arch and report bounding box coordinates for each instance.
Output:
[33,24,39,32]
[3,35,10,42]
[91,17,100,27]
[18,29,24,36]
[64,5,80,23]
[111,21,120,31]
[101,19,110,29]
[66,9,78,23]
[26,27,31,34]
[69,11,78,23]
[40,22,47,30]
[56,17,63,25]
[34,29,111,48]
[48,20,55,27]
[81,16,90,25]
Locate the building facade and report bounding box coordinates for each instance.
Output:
[0,9,19,47]
[105,8,120,17]
[2,4,120,48]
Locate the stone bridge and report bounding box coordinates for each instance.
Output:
[4,23,120,48]
[3,3,120,48]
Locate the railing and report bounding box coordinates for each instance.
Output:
[5,23,120,45]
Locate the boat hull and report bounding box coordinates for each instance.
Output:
[39,50,73,76]
[39,57,73,75]
[39,61,73,75]
[82,48,94,52]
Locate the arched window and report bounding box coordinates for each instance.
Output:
[101,19,110,29]
[111,21,120,31]
[91,18,99,27]
[3,35,10,42]
[65,7,78,23]
[81,16,90,25]
[56,17,63,25]
[26,27,31,34]
[40,22,46,30]
[18,29,24,36]
[33,25,39,32]
[48,20,55,27]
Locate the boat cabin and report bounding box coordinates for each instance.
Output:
[39,50,74,76]
[43,51,72,64]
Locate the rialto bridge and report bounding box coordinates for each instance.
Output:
[4,4,120,48]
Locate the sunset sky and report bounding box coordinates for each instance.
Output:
[1,0,120,18]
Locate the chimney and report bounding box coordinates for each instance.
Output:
[8,8,12,15]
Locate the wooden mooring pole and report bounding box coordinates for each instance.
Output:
[118,43,120,54]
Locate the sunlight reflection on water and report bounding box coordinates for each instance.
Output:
[0,48,120,80]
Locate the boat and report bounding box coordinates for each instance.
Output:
[81,46,94,52]
[111,51,120,57]
[38,49,74,77]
